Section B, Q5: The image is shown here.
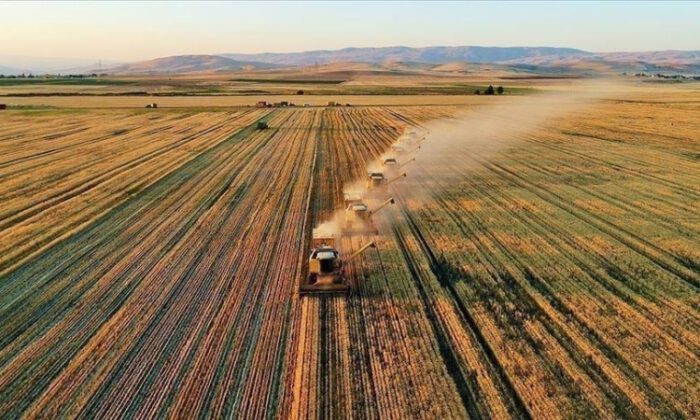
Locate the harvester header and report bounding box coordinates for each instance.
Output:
[397,158,416,170]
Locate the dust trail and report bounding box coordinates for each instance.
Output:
[315,79,629,238]
[387,79,631,204]
[313,216,342,239]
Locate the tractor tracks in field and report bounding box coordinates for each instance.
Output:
[391,208,530,420]
[476,156,700,289]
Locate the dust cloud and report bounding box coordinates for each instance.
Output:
[314,79,630,238]
[394,79,631,192]
[313,215,342,238]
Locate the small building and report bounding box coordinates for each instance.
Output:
[327,101,336,106]
[145,103,158,108]
[0,104,6,110]
[256,101,268,108]
[280,101,289,107]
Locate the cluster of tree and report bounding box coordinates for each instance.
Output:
[474,85,505,95]
[628,72,700,80]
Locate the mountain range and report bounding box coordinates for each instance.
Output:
[222,46,700,73]
[222,46,592,66]
[3,46,700,75]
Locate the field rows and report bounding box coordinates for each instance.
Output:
[381,98,700,418]
[0,108,317,416]
[0,107,462,418]
[1,97,698,418]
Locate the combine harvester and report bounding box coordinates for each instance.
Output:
[343,197,395,235]
[299,230,376,295]
[365,171,406,199]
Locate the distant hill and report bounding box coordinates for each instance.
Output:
[222,46,593,67]
[104,54,276,74]
[5,47,700,76]
[222,47,700,74]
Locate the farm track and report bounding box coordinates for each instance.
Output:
[1,98,699,418]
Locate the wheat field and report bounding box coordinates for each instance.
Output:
[1,86,698,418]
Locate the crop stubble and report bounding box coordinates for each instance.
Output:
[0,96,698,419]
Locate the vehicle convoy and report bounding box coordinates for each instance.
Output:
[343,197,395,235]
[300,230,376,295]
[300,136,414,296]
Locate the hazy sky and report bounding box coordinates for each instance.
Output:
[2,1,699,61]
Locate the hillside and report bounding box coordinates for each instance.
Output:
[223,46,591,66]
[6,47,700,77]
[222,46,700,74]
[104,54,275,74]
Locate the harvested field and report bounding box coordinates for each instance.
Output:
[0,94,511,109]
[1,89,699,418]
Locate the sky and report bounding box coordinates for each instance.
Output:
[1,1,699,63]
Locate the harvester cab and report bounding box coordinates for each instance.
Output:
[300,229,376,295]
[366,172,386,190]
